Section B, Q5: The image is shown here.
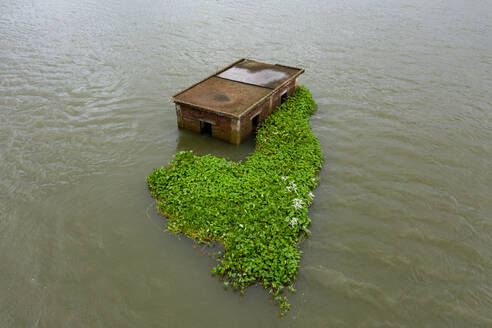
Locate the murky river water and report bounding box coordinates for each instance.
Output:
[1,0,491,326]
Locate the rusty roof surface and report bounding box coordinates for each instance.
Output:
[172,76,271,117]
[170,59,303,118]
[217,59,300,89]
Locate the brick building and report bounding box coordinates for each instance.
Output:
[170,59,304,144]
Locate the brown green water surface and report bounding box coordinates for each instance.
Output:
[1,0,491,326]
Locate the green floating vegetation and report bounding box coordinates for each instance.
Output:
[147,87,322,315]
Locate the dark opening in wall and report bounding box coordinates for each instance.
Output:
[281,92,288,104]
[252,114,259,132]
[200,121,212,135]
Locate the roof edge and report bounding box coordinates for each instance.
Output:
[169,58,246,102]
[172,100,241,119]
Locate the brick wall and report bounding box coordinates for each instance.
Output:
[239,99,269,141]
[178,105,233,142]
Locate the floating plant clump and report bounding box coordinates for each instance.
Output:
[147,87,322,315]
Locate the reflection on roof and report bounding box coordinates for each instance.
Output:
[217,59,299,89]
[171,59,304,118]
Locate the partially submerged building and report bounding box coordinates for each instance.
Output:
[170,59,304,144]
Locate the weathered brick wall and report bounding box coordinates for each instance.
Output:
[178,105,233,142]
[212,116,233,142]
[287,80,296,96]
[258,99,272,121]
[270,82,293,112]
[239,99,269,141]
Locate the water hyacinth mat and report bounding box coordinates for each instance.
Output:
[147,87,322,315]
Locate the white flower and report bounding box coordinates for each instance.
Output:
[239,224,244,228]
[290,217,298,227]
[286,181,297,192]
[281,176,288,182]
[308,192,315,199]
[292,198,304,210]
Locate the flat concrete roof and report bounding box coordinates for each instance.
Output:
[172,76,271,117]
[217,59,300,89]
[170,59,304,119]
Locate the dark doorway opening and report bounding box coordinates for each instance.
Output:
[200,121,212,135]
[252,114,259,132]
[281,92,288,104]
